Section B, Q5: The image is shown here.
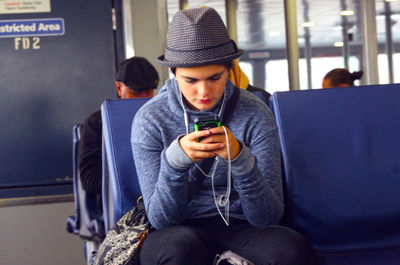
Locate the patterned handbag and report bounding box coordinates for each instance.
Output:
[93,197,152,265]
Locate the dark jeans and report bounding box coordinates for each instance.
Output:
[140,217,318,265]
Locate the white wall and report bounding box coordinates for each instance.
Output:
[0,201,85,265]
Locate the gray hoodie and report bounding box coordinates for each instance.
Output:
[131,78,283,229]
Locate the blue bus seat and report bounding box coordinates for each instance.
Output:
[270,84,400,264]
[101,98,150,232]
[66,124,104,262]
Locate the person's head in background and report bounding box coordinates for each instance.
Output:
[115,56,159,99]
[322,68,363,89]
[157,7,243,111]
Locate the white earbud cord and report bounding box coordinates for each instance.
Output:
[179,88,231,226]
[211,125,231,226]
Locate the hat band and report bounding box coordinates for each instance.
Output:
[166,39,237,53]
[164,40,238,64]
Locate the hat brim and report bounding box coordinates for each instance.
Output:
[157,49,245,68]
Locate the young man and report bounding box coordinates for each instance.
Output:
[131,7,317,265]
[78,56,159,215]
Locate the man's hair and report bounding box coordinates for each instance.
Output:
[324,68,363,87]
[170,61,233,76]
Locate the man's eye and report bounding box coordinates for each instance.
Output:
[185,79,196,83]
[209,76,221,81]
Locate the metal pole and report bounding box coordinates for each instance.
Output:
[340,0,350,69]
[122,0,134,58]
[385,0,394,83]
[342,23,350,69]
[225,0,238,44]
[302,0,312,89]
[360,0,379,84]
[304,29,312,89]
[179,0,188,10]
[157,0,169,85]
[354,0,365,85]
[253,59,267,89]
[284,0,300,90]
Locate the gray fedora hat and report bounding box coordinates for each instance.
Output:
[157,7,244,68]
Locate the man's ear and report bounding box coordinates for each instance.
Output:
[115,81,122,97]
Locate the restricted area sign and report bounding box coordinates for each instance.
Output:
[0,18,64,38]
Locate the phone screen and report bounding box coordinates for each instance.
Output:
[194,116,221,131]
[194,116,221,142]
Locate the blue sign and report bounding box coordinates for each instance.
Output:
[0,18,65,38]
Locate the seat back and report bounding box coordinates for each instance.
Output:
[270,84,400,255]
[66,124,104,242]
[101,98,150,232]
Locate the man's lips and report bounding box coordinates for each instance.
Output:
[198,99,211,104]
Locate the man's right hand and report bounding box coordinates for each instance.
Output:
[179,130,224,162]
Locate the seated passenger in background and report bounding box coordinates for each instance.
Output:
[78,56,159,214]
[322,68,363,88]
[229,59,271,106]
[131,7,317,265]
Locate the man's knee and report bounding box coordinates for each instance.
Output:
[141,226,216,265]
[233,225,317,265]
[264,226,318,265]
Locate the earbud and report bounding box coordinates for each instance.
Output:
[217,195,229,207]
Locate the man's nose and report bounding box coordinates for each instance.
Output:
[197,81,211,97]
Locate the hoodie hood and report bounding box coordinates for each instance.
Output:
[229,59,250,90]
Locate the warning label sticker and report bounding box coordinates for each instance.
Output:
[0,0,51,14]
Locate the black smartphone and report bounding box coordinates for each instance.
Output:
[194,116,221,131]
[194,116,221,142]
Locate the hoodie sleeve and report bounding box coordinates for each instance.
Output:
[131,109,193,230]
[228,99,284,227]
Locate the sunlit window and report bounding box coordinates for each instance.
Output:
[238,61,253,85]
[265,56,360,94]
[265,60,290,94]
[378,53,400,84]
[308,56,360,89]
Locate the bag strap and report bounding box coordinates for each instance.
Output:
[221,85,240,124]
[189,86,240,198]
[214,250,255,265]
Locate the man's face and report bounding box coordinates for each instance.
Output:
[116,81,154,99]
[175,64,228,111]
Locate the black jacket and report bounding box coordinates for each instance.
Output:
[78,110,103,212]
